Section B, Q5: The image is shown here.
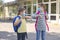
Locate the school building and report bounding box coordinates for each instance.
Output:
[0,0,60,23]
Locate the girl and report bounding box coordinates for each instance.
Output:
[13,7,31,40]
[35,3,49,40]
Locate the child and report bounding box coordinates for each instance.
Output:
[13,7,31,40]
[35,3,49,40]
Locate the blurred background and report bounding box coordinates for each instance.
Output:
[0,0,60,40]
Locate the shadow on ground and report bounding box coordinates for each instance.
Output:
[0,19,13,23]
[0,31,17,40]
[0,31,60,40]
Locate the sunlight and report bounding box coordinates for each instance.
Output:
[3,0,15,3]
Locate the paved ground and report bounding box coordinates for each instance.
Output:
[0,22,60,40]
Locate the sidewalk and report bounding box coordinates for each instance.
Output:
[0,22,60,40]
[0,22,60,33]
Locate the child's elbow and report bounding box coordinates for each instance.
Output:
[46,16,48,20]
[14,23,17,26]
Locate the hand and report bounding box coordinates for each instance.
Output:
[45,16,48,20]
[19,19,22,22]
[39,15,42,18]
[28,16,32,19]
[25,16,32,19]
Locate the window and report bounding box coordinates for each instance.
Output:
[45,4,48,13]
[51,0,56,1]
[24,1,31,5]
[50,16,56,20]
[51,3,56,14]
[59,2,60,20]
[27,5,31,14]
[38,0,42,3]
[8,6,17,17]
[44,0,49,2]
[33,5,36,14]
[59,16,60,19]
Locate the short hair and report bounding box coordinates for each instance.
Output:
[18,7,25,15]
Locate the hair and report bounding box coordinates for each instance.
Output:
[18,7,25,15]
[38,3,46,11]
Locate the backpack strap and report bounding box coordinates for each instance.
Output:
[35,11,40,31]
[35,11,49,31]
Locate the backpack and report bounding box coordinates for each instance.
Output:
[13,16,21,32]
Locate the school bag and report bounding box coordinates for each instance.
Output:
[13,16,21,32]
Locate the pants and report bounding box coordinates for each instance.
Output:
[17,32,26,40]
[36,30,46,40]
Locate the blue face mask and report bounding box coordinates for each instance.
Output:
[38,7,42,11]
[38,8,41,11]
[38,7,44,13]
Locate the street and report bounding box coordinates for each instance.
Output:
[0,22,60,40]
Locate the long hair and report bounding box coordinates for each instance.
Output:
[38,3,46,12]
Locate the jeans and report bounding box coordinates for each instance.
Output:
[36,30,46,40]
[17,33,26,40]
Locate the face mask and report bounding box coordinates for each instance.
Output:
[38,8,41,11]
[38,7,43,11]
[38,7,44,13]
[22,12,26,17]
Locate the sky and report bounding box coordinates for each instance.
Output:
[3,0,15,3]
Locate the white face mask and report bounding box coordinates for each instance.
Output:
[22,10,26,17]
[23,12,25,15]
[22,12,26,17]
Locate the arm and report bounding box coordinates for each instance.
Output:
[24,16,32,19]
[45,14,48,20]
[14,18,22,26]
[22,13,32,19]
[45,12,48,20]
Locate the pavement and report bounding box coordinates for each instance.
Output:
[0,22,60,40]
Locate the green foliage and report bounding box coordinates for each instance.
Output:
[51,0,56,1]
[28,5,31,14]
[0,0,2,5]
[38,0,42,3]
[44,0,49,2]
[33,0,36,4]
[0,12,2,16]
[0,0,3,16]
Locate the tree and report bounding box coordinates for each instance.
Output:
[0,0,3,6]
[0,0,3,16]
